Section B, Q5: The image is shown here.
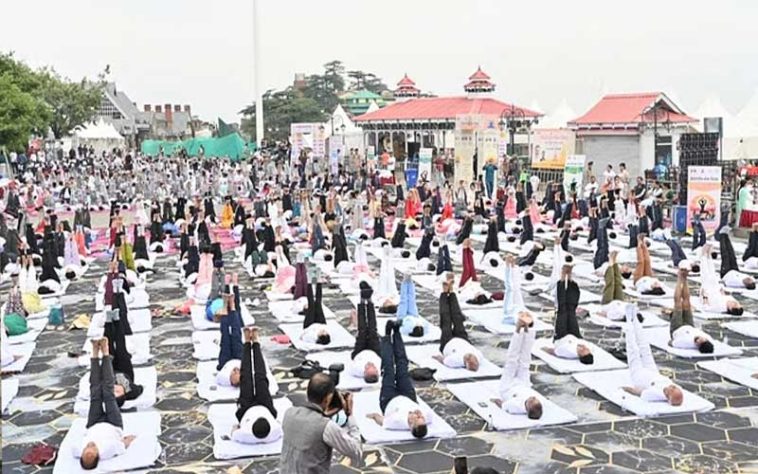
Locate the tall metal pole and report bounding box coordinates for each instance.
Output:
[253,0,264,146]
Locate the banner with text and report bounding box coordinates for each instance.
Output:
[686,166,722,234]
[531,129,575,169]
[419,148,433,182]
[562,154,586,195]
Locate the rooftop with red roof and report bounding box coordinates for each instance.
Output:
[397,74,417,87]
[354,96,540,122]
[569,92,697,129]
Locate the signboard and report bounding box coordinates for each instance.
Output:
[531,129,575,168]
[328,135,343,175]
[686,166,722,233]
[418,148,433,182]
[454,114,498,184]
[562,154,586,195]
[290,123,326,165]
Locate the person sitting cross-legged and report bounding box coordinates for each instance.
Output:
[230,327,282,444]
[669,268,714,354]
[490,313,543,419]
[433,277,481,371]
[622,303,684,406]
[75,338,137,470]
[366,321,433,438]
[349,282,381,384]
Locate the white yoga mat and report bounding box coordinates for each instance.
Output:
[724,320,758,338]
[641,327,742,359]
[74,366,157,415]
[352,390,456,443]
[464,308,552,335]
[447,380,577,430]
[0,342,35,374]
[573,369,714,417]
[191,304,255,331]
[405,345,501,381]
[571,263,604,284]
[698,358,758,390]
[208,399,293,459]
[690,299,756,320]
[79,334,151,366]
[375,317,442,344]
[279,320,356,352]
[538,290,601,305]
[53,412,162,474]
[623,282,673,304]
[305,351,381,390]
[197,359,278,401]
[581,304,668,328]
[532,338,626,373]
[87,309,153,339]
[268,300,336,323]
[264,290,293,301]
[7,317,46,345]
[2,377,19,412]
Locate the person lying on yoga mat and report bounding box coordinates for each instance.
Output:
[543,262,594,365]
[396,275,428,337]
[664,238,700,273]
[301,282,330,345]
[669,268,714,354]
[491,313,542,419]
[230,327,282,444]
[622,303,683,405]
[75,338,137,470]
[700,243,743,315]
[216,275,244,387]
[433,278,481,372]
[633,233,666,295]
[366,320,432,438]
[597,251,633,321]
[742,223,758,269]
[103,307,144,405]
[349,282,381,383]
[718,228,756,290]
[502,255,531,325]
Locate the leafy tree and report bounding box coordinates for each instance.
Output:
[240,87,326,142]
[0,75,49,151]
[39,70,104,139]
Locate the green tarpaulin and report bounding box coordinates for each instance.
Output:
[140,133,256,160]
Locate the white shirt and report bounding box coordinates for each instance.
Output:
[723,270,749,288]
[216,359,241,387]
[232,405,282,444]
[74,422,126,461]
[602,300,627,321]
[671,325,711,350]
[441,337,482,368]
[349,349,381,378]
[382,396,433,431]
[634,370,674,402]
[701,289,729,314]
[635,276,659,293]
[744,257,758,270]
[302,323,329,344]
[501,385,533,415]
[554,335,582,359]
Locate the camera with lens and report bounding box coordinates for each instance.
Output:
[327,363,345,410]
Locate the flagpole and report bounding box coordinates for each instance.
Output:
[253,0,264,147]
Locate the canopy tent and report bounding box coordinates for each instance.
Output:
[140,133,254,160]
[694,93,758,160]
[73,119,125,152]
[535,99,577,129]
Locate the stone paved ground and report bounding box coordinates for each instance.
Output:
[2,233,758,474]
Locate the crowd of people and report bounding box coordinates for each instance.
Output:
[1,144,754,473]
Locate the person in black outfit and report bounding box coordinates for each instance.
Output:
[103,309,144,406]
[416,227,434,261]
[483,218,499,254]
[551,265,594,365]
[303,282,330,345]
[235,327,278,422]
[351,282,381,383]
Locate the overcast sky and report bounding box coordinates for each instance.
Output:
[3,0,757,122]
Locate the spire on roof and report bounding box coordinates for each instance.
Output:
[395,74,420,100]
[464,67,495,95]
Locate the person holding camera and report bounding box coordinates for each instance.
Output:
[280,372,362,473]
[367,320,432,438]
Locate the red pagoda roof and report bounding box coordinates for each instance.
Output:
[354,96,541,122]
[468,66,491,81]
[570,92,696,128]
[397,74,417,87]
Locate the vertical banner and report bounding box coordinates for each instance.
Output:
[686,166,722,233]
[328,135,343,176]
[418,148,433,182]
[562,154,586,195]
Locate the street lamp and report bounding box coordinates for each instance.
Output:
[499,105,526,158]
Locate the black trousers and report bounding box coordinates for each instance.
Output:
[439,292,468,353]
[87,356,123,429]
[520,215,534,246]
[593,218,610,270]
[352,302,380,359]
[236,341,276,421]
[588,216,598,245]
[104,319,134,382]
[374,218,385,239]
[379,331,416,413]
[303,283,326,329]
[719,233,739,278]
[554,281,582,340]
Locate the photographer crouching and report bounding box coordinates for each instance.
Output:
[280,369,362,473]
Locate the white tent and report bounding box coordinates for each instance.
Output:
[73,119,125,152]
[694,93,758,159]
[693,95,735,136]
[365,100,380,115]
[536,99,576,129]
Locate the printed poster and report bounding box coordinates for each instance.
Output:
[418,148,433,182]
[562,155,586,195]
[686,166,722,234]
